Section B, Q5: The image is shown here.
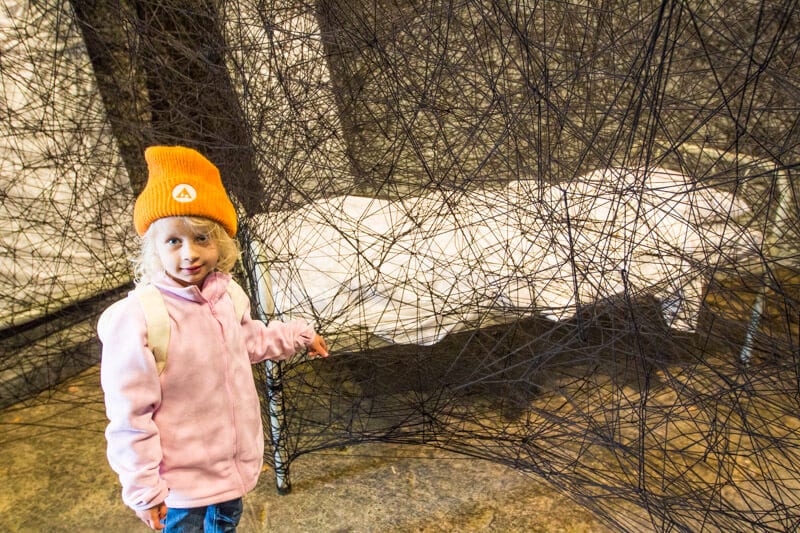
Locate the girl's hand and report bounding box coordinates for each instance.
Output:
[307,334,329,358]
[135,502,167,530]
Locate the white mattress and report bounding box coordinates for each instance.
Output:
[251,167,761,349]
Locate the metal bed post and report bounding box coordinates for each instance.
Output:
[679,144,794,365]
[739,163,794,364]
[239,226,292,494]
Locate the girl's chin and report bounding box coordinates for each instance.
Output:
[167,271,207,287]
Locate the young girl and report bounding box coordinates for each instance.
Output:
[98,145,327,532]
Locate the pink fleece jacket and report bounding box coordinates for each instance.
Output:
[97,272,314,511]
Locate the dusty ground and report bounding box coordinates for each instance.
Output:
[0,365,611,533]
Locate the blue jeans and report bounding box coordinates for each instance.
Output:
[164,497,243,533]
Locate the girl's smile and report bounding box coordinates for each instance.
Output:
[154,217,220,287]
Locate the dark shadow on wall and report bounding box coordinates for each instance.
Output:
[70,0,265,213]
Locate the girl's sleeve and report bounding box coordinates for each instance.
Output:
[97,298,169,511]
[240,305,315,363]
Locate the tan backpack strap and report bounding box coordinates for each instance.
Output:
[226,279,252,322]
[134,284,170,375]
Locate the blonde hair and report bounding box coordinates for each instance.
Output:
[133,216,241,285]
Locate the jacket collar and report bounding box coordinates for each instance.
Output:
[151,271,231,304]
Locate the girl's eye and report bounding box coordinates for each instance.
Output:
[196,234,210,243]
[166,237,181,246]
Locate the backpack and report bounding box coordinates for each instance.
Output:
[133,280,252,375]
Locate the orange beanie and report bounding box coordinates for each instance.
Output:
[133,146,238,237]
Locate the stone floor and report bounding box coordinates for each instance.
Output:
[0,365,611,533]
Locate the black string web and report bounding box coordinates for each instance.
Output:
[2,0,799,530]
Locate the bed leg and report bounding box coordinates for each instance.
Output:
[264,359,292,494]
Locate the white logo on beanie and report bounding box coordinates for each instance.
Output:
[172,184,197,203]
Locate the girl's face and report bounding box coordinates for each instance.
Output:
[154,217,220,287]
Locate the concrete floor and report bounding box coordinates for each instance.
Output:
[0,365,611,533]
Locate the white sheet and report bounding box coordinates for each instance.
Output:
[252,167,761,349]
